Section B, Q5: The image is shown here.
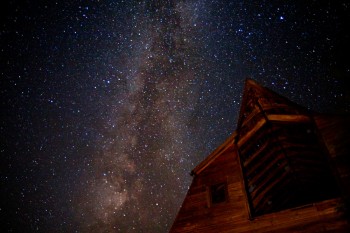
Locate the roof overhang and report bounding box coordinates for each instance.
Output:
[191,131,237,176]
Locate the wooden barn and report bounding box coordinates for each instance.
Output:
[170,79,350,233]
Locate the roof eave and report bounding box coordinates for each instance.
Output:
[191,131,237,176]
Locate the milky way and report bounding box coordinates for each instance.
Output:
[1,1,350,232]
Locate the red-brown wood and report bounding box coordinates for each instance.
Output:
[170,79,350,232]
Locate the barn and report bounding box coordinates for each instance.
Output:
[170,79,350,232]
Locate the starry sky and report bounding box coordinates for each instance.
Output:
[1,1,349,232]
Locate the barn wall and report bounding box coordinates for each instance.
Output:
[315,115,350,212]
[170,144,350,233]
[170,146,248,232]
[170,80,350,232]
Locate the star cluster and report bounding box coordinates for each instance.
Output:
[1,1,349,232]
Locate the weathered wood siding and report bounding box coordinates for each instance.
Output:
[315,115,350,211]
[170,145,350,233]
[170,80,350,232]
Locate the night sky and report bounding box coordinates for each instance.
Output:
[1,1,350,232]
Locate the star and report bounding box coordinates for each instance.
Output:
[1,1,349,232]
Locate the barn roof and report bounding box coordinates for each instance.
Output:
[191,78,308,176]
